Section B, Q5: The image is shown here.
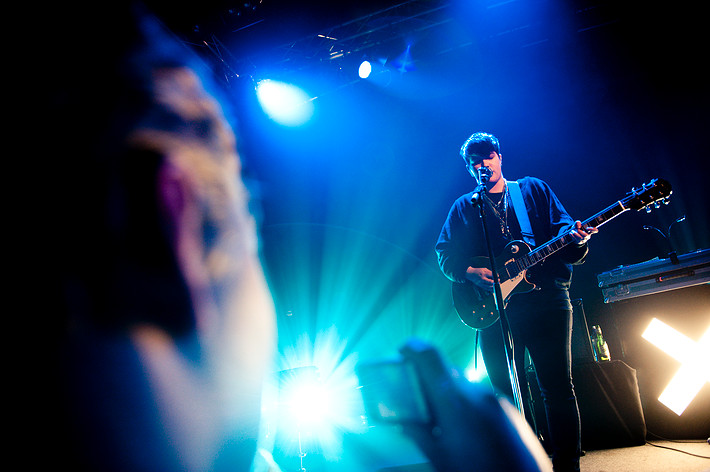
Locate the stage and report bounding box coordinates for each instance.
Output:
[580,440,710,472]
[276,431,710,471]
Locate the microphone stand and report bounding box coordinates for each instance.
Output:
[471,173,526,419]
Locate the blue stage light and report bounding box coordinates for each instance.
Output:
[265,329,365,461]
[255,79,314,126]
[358,60,372,79]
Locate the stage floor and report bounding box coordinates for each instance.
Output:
[580,440,710,472]
[342,436,710,472]
[316,429,710,472]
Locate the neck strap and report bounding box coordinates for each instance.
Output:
[507,180,535,246]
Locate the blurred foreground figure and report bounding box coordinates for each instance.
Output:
[43,4,276,470]
[399,339,553,472]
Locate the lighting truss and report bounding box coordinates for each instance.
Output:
[199,0,455,82]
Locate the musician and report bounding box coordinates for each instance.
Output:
[435,132,596,472]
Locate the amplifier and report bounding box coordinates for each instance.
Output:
[597,248,710,303]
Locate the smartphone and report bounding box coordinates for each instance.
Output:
[356,358,431,424]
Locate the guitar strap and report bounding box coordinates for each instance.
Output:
[507,180,536,246]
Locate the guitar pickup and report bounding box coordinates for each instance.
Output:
[502,261,521,279]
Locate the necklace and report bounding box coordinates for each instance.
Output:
[485,181,511,238]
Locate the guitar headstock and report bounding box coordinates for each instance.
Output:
[625,178,672,212]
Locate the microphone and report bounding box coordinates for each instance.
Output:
[471,167,491,203]
[478,166,492,183]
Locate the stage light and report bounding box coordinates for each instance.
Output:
[641,318,710,415]
[279,366,336,429]
[465,363,488,383]
[464,344,489,384]
[255,79,314,126]
[268,329,364,461]
[391,44,416,73]
[358,60,372,79]
[356,57,393,87]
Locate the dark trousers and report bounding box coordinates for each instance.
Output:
[478,307,581,472]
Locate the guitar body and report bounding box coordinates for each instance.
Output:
[452,240,536,329]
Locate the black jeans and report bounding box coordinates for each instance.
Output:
[479,306,581,472]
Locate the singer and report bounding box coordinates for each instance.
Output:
[435,132,596,472]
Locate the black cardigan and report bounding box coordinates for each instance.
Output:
[435,176,588,313]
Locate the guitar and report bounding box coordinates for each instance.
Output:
[452,178,672,329]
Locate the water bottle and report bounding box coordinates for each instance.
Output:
[591,325,611,362]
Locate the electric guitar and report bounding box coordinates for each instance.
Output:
[452,178,672,329]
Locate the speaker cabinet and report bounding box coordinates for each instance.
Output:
[526,299,647,450]
[574,361,647,450]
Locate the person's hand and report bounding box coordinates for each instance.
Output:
[569,220,597,245]
[398,339,552,472]
[466,266,495,292]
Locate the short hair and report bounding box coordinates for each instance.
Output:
[460,132,501,163]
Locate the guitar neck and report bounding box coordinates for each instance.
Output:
[518,200,629,271]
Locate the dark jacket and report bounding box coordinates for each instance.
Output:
[435,176,588,312]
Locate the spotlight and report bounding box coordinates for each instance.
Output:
[268,329,364,461]
[358,60,372,79]
[356,58,392,87]
[255,79,314,126]
[642,318,710,415]
[278,366,333,429]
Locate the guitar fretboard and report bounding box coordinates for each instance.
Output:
[515,200,628,273]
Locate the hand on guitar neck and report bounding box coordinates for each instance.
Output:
[569,220,598,246]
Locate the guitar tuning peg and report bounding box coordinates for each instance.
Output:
[654,201,661,209]
[663,196,671,205]
[645,206,652,213]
